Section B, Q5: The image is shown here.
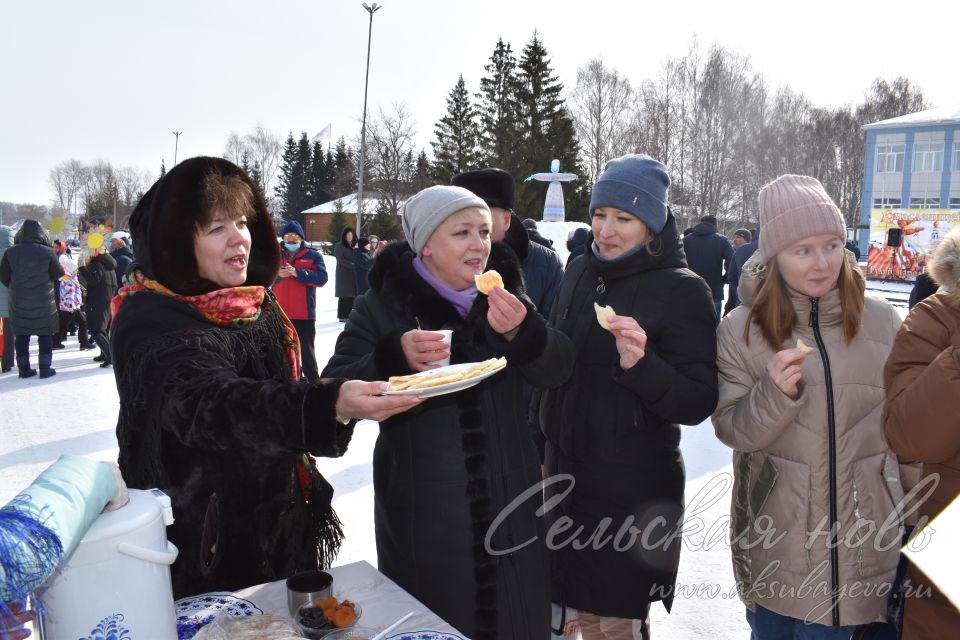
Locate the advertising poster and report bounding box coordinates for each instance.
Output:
[866,208,960,281]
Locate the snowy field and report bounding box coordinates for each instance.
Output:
[0,248,909,638]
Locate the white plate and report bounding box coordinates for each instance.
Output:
[381,360,506,398]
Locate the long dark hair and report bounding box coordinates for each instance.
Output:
[744,255,865,350]
[340,227,356,248]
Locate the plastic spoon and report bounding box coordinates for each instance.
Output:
[370,611,415,640]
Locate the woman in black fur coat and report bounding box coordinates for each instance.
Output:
[111,157,420,598]
[323,185,575,639]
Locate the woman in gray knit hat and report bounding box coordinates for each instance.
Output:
[324,185,575,640]
[713,175,905,638]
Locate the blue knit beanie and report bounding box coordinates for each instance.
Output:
[589,154,670,234]
[281,220,305,238]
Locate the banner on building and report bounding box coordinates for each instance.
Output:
[867,208,960,281]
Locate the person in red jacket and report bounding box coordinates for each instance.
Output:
[273,220,328,381]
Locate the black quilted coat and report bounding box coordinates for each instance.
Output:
[78,251,117,333]
[0,220,63,335]
[541,213,719,620]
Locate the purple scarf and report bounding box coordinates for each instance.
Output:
[413,257,478,319]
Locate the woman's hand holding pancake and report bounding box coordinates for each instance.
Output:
[607,315,648,371]
[486,286,526,341]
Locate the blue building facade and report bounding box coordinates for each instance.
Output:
[860,106,960,279]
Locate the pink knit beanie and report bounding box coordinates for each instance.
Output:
[757,175,847,262]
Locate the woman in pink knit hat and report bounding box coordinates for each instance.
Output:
[712,175,906,638]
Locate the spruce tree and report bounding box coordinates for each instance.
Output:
[274,131,299,220]
[159,158,166,178]
[367,197,403,241]
[476,38,523,170]
[310,141,333,205]
[249,162,265,200]
[414,150,434,192]
[295,132,313,216]
[326,198,350,250]
[332,137,357,198]
[239,150,265,198]
[515,32,585,220]
[432,75,481,183]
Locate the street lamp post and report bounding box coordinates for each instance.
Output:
[172,131,182,166]
[356,2,381,236]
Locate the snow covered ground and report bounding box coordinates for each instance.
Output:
[0,251,909,637]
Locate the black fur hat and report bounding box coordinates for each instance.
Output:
[452,168,515,211]
[128,156,279,295]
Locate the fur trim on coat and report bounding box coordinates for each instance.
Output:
[930,227,960,302]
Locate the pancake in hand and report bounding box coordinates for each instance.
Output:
[475,270,504,295]
[594,302,615,330]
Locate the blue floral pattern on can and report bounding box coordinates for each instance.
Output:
[80,612,131,640]
[174,593,263,640]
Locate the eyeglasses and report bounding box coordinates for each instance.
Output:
[283,234,302,242]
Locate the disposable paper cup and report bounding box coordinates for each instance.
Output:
[428,329,453,367]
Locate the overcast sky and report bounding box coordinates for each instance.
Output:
[2,0,957,206]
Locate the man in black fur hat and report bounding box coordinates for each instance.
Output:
[452,168,564,317]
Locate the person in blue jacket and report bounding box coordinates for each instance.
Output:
[273,220,328,381]
[725,228,759,313]
[682,214,734,324]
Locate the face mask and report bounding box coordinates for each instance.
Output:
[284,242,300,253]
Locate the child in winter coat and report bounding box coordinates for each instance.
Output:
[55,254,93,350]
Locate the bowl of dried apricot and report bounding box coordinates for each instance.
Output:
[296,596,362,639]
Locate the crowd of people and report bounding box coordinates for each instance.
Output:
[2,152,958,640]
[0,223,135,377]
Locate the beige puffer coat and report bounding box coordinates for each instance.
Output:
[713,252,904,627]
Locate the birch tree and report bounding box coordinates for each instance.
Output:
[570,58,632,183]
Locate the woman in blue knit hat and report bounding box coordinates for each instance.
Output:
[540,154,719,639]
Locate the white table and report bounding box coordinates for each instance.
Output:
[178,560,467,639]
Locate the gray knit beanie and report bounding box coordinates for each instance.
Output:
[401,185,489,254]
[758,175,846,262]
